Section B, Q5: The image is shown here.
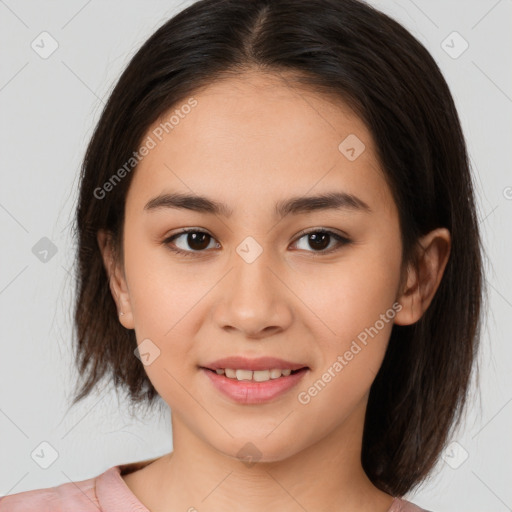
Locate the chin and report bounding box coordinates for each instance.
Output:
[214,435,304,466]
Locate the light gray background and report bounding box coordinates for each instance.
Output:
[0,1,511,510]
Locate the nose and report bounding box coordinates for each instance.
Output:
[213,244,294,339]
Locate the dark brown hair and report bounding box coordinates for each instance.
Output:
[70,0,485,497]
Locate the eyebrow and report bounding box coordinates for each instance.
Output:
[144,191,372,218]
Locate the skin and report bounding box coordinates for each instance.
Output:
[98,70,451,512]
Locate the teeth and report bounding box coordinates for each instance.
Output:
[235,369,253,381]
[253,370,270,382]
[269,369,282,379]
[215,368,297,382]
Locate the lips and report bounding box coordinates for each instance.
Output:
[199,356,309,404]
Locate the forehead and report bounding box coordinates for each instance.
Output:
[126,71,395,217]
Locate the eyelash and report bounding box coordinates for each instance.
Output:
[162,228,352,258]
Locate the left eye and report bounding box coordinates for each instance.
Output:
[163,228,350,256]
[293,229,351,254]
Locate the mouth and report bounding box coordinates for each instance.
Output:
[199,356,309,404]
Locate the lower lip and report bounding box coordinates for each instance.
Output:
[201,368,308,405]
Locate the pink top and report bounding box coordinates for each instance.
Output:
[0,458,431,512]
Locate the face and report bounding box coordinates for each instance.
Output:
[103,71,411,462]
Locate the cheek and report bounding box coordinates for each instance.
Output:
[294,266,399,432]
[121,243,199,409]
[297,237,402,404]
[120,236,208,403]
[301,244,401,344]
[122,234,203,337]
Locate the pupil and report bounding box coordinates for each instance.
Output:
[188,232,210,250]
[309,232,329,251]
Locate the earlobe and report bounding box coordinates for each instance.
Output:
[96,229,135,329]
[394,227,451,326]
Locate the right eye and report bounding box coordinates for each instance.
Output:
[163,228,220,257]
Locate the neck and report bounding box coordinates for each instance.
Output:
[139,397,394,512]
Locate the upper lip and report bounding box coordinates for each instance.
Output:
[201,356,308,372]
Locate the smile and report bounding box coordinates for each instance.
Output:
[201,366,309,404]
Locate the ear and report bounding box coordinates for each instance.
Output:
[97,229,135,329]
[394,227,451,326]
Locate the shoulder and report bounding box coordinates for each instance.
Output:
[0,459,158,512]
[0,470,103,512]
[391,497,434,512]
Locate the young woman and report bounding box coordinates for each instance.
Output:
[1,0,483,511]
